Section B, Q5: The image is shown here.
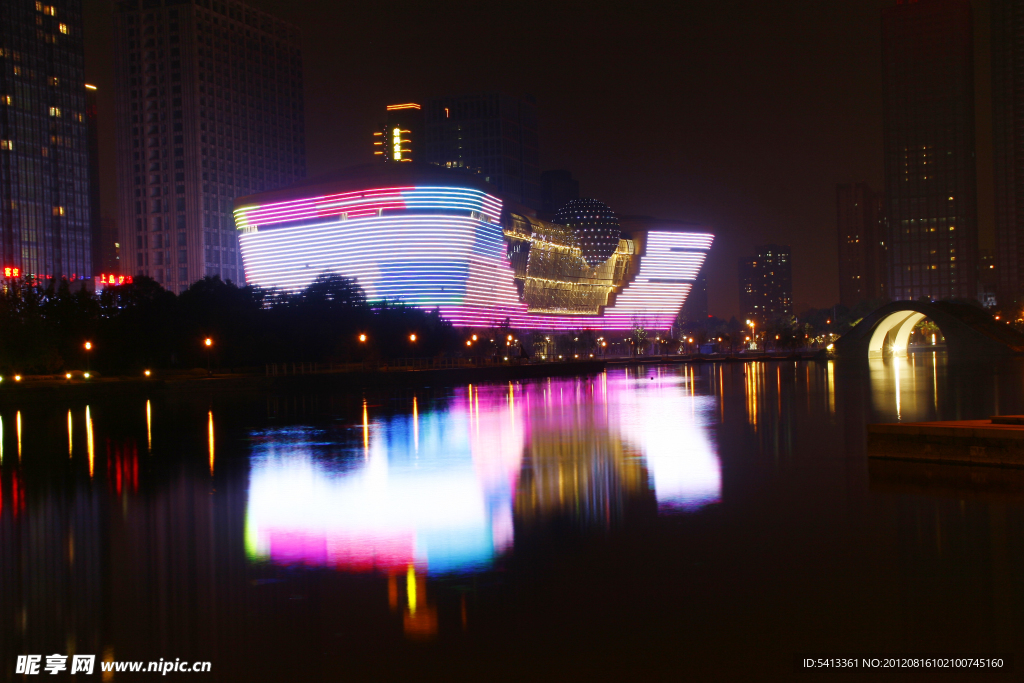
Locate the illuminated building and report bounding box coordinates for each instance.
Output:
[425,92,540,209]
[738,245,792,324]
[837,182,887,308]
[373,103,421,163]
[993,0,1024,307]
[0,0,92,281]
[234,166,713,331]
[113,0,306,292]
[882,0,978,301]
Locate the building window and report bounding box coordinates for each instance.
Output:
[49,106,61,117]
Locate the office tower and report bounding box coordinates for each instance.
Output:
[979,248,997,307]
[85,82,117,275]
[373,103,421,163]
[541,169,579,216]
[882,0,977,302]
[738,245,792,324]
[113,0,305,291]
[993,0,1024,309]
[424,93,540,209]
[0,0,92,282]
[837,182,888,308]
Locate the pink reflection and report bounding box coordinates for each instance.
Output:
[247,369,720,574]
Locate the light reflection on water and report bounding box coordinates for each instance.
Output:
[245,371,721,575]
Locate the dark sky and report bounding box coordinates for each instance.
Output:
[82,0,994,318]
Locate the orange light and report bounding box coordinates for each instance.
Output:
[204,338,212,347]
[65,373,71,379]
[144,369,151,377]
[471,334,478,341]
[466,340,472,346]
[84,341,92,350]
[507,335,513,341]
[14,375,21,381]
[359,334,367,342]
[386,103,421,111]
[409,334,417,342]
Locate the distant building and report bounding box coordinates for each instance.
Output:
[113,0,306,291]
[979,248,998,308]
[882,0,978,302]
[738,245,792,324]
[541,170,579,217]
[837,183,888,308]
[373,103,422,163]
[424,93,540,209]
[0,0,93,281]
[993,0,1024,309]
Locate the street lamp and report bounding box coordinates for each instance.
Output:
[409,333,417,342]
[84,340,92,373]
[358,333,367,343]
[204,337,213,375]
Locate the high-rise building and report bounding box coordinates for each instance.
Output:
[882,0,978,302]
[0,0,92,282]
[738,245,792,324]
[85,83,118,275]
[373,103,421,163]
[113,0,305,291]
[541,169,579,217]
[993,0,1024,309]
[837,182,888,308]
[424,93,540,209]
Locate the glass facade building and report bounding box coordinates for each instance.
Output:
[0,0,92,282]
[425,93,540,210]
[837,182,888,308]
[738,244,792,324]
[993,0,1024,308]
[113,0,305,291]
[882,0,978,301]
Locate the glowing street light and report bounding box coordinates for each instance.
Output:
[144,369,151,377]
[204,337,213,375]
[358,333,367,343]
[409,333,417,342]
[84,340,93,372]
[471,334,478,341]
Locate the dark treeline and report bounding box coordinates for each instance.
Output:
[0,274,457,375]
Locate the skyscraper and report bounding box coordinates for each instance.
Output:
[424,93,540,209]
[882,0,978,302]
[993,0,1024,309]
[0,0,92,282]
[837,182,888,308]
[738,245,792,324]
[113,0,305,291]
[373,103,421,163]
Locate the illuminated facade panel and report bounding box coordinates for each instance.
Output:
[236,184,712,331]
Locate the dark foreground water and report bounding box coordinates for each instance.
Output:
[3,354,1024,681]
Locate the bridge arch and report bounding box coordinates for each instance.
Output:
[833,301,1024,361]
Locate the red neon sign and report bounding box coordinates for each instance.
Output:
[97,273,133,286]
[3,267,20,278]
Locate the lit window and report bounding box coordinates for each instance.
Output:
[52,206,64,216]
[0,140,11,150]
[48,76,58,86]
[35,1,42,10]
[48,107,60,117]
[1,95,8,105]
[59,23,67,34]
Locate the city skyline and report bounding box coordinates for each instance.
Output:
[74,0,1006,319]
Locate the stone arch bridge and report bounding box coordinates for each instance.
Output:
[832,301,1024,360]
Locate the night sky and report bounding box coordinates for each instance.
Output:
[82,0,995,318]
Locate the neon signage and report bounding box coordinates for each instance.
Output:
[97,273,133,286]
[3,267,20,278]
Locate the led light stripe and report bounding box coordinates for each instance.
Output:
[237,185,713,331]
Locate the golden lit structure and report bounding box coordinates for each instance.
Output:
[504,213,634,315]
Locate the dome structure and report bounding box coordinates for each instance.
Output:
[553,199,622,267]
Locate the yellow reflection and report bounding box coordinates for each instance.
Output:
[412,395,419,453]
[146,400,152,452]
[362,399,369,457]
[67,409,73,457]
[86,406,94,477]
[932,352,938,413]
[0,415,4,464]
[406,565,417,614]
[894,359,902,421]
[745,364,759,429]
[16,411,21,460]
[827,360,835,415]
[208,411,215,475]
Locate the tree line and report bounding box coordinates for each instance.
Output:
[0,274,457,375]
